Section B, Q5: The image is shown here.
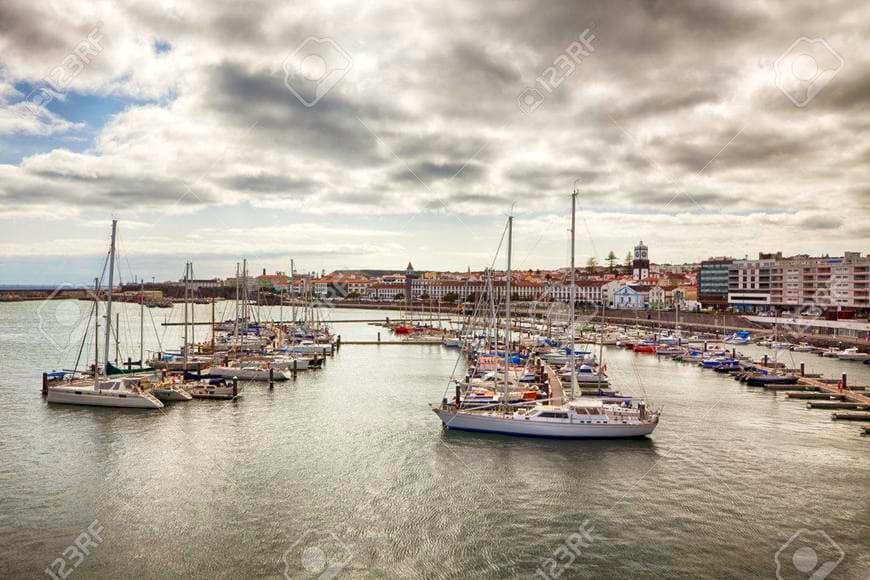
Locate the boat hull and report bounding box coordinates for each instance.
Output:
[150,388,193,401]
[47,388,164,409]
[433,408,656,438]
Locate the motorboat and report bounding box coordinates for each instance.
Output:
[184,377,242,399]
[206,365,293,381]
[790,343,816,353]
[836,348,870,361]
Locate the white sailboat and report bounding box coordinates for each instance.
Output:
[47,221,164,409]
[432,192,659,438]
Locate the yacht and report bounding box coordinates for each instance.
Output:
[790,343,816,353]
[432,195,659,439]
[45,221,164,410]
[433,399,658,438]
[836,348,870,361]
[48,377,164,409]
[206,364,293,381]
[184,378,242,399]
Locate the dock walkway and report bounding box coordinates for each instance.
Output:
[543,362,564,406]
[797,377,870,405]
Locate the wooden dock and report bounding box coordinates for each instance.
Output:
[832,412,870,422]
[543,362,564,406]
[797,377,870,405]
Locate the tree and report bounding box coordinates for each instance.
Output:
[624,251,633,269]
[420,292,430,300]
[443,292,459,303]
[394,292,404,301]
[606,250,617,272]
[586,257,597,273]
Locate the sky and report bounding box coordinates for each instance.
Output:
[0,0,868,284]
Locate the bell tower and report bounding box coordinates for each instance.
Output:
[632,241,649,280]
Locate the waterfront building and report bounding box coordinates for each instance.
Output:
[699,257,734,309]
[613,284,650,309]
[727,253,777,313]
[767,251,869,314]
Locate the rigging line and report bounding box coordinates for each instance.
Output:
[148,306,164,352]
[441,221,511,400]
[72,298,98,373]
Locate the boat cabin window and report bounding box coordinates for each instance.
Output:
[538,412,568,419]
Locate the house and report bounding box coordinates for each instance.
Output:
[613,284,651,309]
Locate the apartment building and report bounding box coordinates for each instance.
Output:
[768,252,870,313]
[727,253,777,313]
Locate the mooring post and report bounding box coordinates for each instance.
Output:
[800,362,805,377]
[763,354,769,366]
[292,359,298,379]
[42,372,48,396]
[841,372,847,390]
[233,378,238,397]
[337,335,341,351]
[377,332,381,344]
[269,368,274,389]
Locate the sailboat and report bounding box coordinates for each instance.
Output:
[432,193,660,438]
[46,221,164,409]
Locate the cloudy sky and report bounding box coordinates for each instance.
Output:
[1,0,868,283]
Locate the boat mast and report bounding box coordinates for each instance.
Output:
[503,216,512,411]
[190,263,196,349]
[233,262,240,352]
[101,219,118,380]
[569,188,578,401]
[183,262,189,363]
[94,277,100,376]
[139,282,144,364]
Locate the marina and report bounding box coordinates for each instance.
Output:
[4,299,870,578]
[3,1,870,577]
[4,217,869,578]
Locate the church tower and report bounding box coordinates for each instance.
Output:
[632,241,649,280]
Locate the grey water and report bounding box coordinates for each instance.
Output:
[1,300,868,579]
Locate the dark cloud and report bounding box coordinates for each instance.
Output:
[799,214,844,229]
[393,161,485,184]
[219,172,317,195]
[203,61,390,166]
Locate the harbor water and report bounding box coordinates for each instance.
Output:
[1,301,869,578]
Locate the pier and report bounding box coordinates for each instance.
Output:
[543,362,564,406]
